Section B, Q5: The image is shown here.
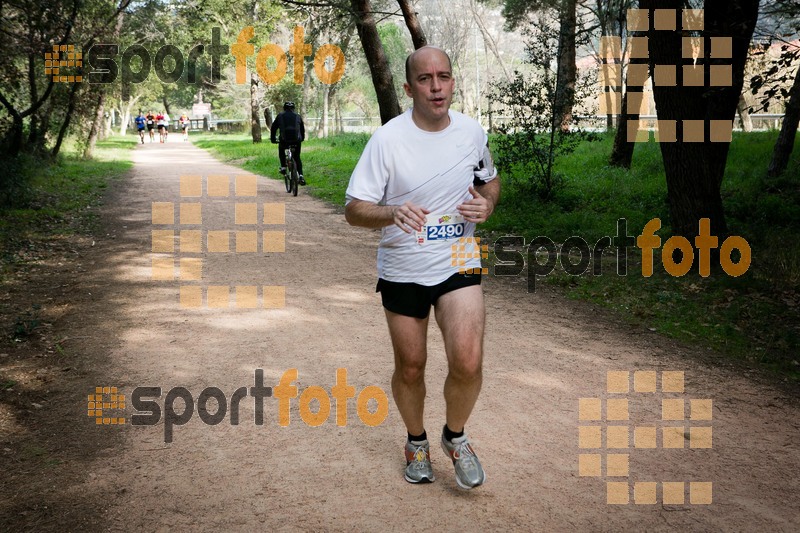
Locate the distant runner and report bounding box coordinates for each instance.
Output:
[156,112,165,143]
[179,114,190,141]
[134,111,146,144]
[162,111,170,143]
[146,111,156,142]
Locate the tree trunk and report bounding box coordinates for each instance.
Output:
[397,0,427,49]
[610,90,636,168]
[52,81,81,158]
[554,0,577,131]
[103,109,114,140]
[162,96,171,117]
[323,85,330,138]
[27,114,39,149]
[610,32,649,168]
[302,60,314,117]
[767,64,800,177]
[641,0,759,239]
[250,73,262,143]
[737,92,753,132]
[301,18,315,116]
[33,103,52,154]
[469,0,512,82]
[264,107,273,130]
[350,0,402,124]
[119,94,142,136]
[316,85,326,138]
[84,91,106,159]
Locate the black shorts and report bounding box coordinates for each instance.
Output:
[147,124,154,130]
[376,272,481,319]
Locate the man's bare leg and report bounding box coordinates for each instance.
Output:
[434,285,485,433]
[385,310,429,435]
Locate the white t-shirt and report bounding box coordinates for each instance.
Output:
[346,109,497,285]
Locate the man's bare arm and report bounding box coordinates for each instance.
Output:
[345,199,430,233]
[457,178,501,224]
[476,178,500,217]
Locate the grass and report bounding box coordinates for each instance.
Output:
[193,133,370,206]
[0,136,135,278]
[191,129,800,380]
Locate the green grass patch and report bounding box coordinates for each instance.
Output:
[193,133,370,206]
[192,130,800,380]
[0,136,135,274]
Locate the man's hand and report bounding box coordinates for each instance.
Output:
[457,185,495,224]
[392,201,430,234]
[345,199,429,231]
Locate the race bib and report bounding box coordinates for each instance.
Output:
[416,213,465,245]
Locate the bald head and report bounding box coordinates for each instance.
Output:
[405,46,452,84]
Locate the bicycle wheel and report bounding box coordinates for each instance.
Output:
[290,164,299,197]
[284,161,292,193]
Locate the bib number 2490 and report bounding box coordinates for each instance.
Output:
[427,223,464,240]
[416,214,465,245]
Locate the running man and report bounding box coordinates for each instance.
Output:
[146,111,156,142]
[134,111,146,144]
[156,112,165,143]
[179,113,190,141]
[270,102,306,186]
[162,111,171,142]
[345,46,500,489]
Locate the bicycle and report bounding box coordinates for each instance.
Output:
[283,146,299,197]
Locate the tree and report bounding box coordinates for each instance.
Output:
[0,0,81,158]
[608,7,645,169]
[350,0,402,123]
[641,0,759,239]
[490,17,597,199]
[85,3,126,159]
[768,56,800,177]
[397,0,427,48]
[493,0,577,131]
[763,0,800,177]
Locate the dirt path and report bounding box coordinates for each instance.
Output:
[3,138,799,531]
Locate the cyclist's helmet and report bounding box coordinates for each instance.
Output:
[284,101,295,110]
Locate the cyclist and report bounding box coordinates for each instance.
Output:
[134,111,146,144]
[145,111,156,142]
[270,101,306,186]
[179,114,190,141]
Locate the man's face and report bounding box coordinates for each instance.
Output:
[403,48,454,130]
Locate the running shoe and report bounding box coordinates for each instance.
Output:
[299,175,306,186]
[441,430,485,489]
[404,439,435,484]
